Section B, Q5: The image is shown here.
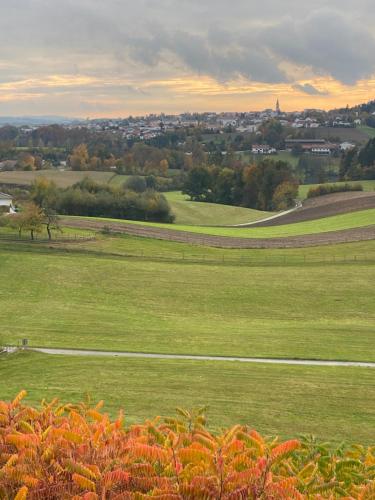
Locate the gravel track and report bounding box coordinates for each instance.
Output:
[24,348,375,368]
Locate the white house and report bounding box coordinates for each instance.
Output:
[340,142,356,151]
[252,144,277,155]
[0,192,15,213]
[311,147,332,155]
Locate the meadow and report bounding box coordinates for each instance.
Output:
[1,203,374,445]
[1,350,374,444]
[164,191,272,225]
[0,236,374,362]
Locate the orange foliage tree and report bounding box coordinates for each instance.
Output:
[0,392,374,499]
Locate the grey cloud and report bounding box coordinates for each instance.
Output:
[292,83,328,96]
[0,1,374,85]
[0,0,374,116]
[127,27,288,84]
[121,8,375,85]
[260,9,375,85]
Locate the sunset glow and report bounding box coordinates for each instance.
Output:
[0,0,374,117]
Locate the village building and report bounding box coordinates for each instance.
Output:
[0,192,15,213]
[340,141,356,151]
[252,144,277,155]
[285,139,338,155]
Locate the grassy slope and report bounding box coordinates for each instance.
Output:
[359,125,375,139]
[298,180,375,200]
[1,351,374,444]
[164,191,273,225]
[0,170,115,188]
[77,208,375,238]
[312,127,370,144]
[1,238,374,361]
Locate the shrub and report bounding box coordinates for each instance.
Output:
[307,183,363,198]
[30,178,175,223]
[123,176,147,193]
[0,392,374,499]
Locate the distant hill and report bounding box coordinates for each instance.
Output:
[0,116,79,126]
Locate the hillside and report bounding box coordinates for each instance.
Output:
[164,191,273,225]
[65,208,375,244]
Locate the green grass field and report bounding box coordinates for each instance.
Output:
[1,351,374,444]
[1,237,374,362]
[164,191,273,225]
[312,127,370,144]
[298,180,375,199]
[76,208,375,238]
[1,231,374,444]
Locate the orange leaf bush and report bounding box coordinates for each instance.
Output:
[0,392,374,499]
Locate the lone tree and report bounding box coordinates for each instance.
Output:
[43,208,61,240]
[8,203,45,240]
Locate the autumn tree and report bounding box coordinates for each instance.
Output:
[22,203,45,240]
[30,177,58,208]
[68,144,90,171]
[272,181,299,210]
[7,203,45,239]
[159,158,169,176]
[16,152,36,171]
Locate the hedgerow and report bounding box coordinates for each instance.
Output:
[0,392,374,499]
[307,183,363,198]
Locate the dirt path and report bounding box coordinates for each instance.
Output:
[231,201,302,227]
[64,218,375,249]
[24,347,375,368]
[251,192,375,227]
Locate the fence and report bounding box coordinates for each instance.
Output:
[2,231,374,266]
[0,233,95,243]
[79,248,375,267]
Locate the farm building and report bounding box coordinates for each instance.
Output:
[0,192,15,213]
[252,144,277,154]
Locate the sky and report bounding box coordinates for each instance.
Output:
[0,0,374,117]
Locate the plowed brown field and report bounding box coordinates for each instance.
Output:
[64,218,375,249]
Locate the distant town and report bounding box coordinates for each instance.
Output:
[2,99,373,161]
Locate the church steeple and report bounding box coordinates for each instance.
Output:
[276,99,281,115]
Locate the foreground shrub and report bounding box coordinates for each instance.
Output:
[30,177,175,223]
[307,183,363,198]
[0,392,374,499]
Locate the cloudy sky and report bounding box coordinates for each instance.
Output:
[0,0,374,117]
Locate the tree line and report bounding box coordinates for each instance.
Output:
[182,159,299,211]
